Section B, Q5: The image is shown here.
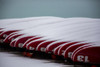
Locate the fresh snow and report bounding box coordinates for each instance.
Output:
[0,49,73,67]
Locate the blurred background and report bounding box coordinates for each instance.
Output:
[0,0,100,19]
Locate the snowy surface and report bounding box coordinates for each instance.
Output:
[0,49,73,67]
